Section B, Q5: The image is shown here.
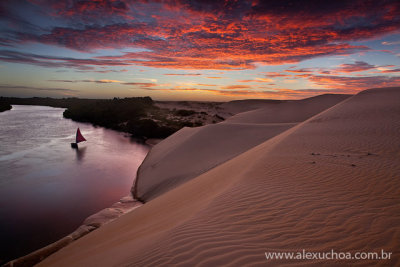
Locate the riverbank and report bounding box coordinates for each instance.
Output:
[0,97,227,140]
[4,195,142,267]
[4,93,353,266]
[0,102,11,112]
[0,106,149,265]
[1,97,282,265]
[0,97,284,265]
[35,87,400,266]
[0,96,320,140]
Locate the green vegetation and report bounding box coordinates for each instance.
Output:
[0,96,204,139]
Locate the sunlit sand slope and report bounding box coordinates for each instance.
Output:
[135,94,350,201]
[134,122,295,201]
[40,88,399,266]
[226,94,350,123]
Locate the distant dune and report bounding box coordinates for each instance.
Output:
[38,88,400,266]
[134,93,350,201]
[226,94,350,123]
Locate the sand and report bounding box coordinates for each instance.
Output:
[134,94,350,201]
[226,94,350,124]
[39,87,400,266]
[155,99,289,119]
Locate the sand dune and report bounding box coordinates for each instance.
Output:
[226,94,350,123]
[155,99,289,119]
[218,99,285,116]
[134,122,296,201]
[39,87,400,266]
[134,94,350,201]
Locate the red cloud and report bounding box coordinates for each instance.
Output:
[221,85,252,90]
[263,72,291,78]
[379,68,400,73]
[28,0,130,19]
[1,0,399,71]
[308,75,400,91]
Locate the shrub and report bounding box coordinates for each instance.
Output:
[175,109,196,116]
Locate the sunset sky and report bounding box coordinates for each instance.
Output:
[0,0,399,101]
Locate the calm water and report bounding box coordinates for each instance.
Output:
[0,105,149,264]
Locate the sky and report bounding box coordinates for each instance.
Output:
[0,0,399,101]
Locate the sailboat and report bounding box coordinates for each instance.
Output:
[71,128,86,148]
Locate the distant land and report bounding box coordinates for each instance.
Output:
[0,96,228,139]
[0,94,357,140]
[23,87,400,267]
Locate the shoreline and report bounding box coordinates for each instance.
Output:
[33,87,400,266]
[4,136,156,266]
[4,195,143,267]
[0,105,151,266]
[4,92,369,266]
[3,122,162,266]
[0,103,12,113]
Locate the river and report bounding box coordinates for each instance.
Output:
[0,105,149,264]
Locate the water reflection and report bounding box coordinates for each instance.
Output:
[0,105,150,264]
[74,146,87,162]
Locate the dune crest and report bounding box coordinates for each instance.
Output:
[134,94,350,201]
[40,87,400,266]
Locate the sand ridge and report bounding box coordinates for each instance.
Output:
[39,87,400,266]
[134,94,350,201]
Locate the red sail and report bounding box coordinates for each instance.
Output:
[76,128,86,143]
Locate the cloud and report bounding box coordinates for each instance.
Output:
[376,68,400,73]
[286,62,400,76]
[237,78,274,83]
[382,40,400,45]
[92,79,122,83]
[0,50,130,70]
[49,79,161,90]
[335,61,376,72]
[285,68,314,73]
[76,69,129,73]
[221,85,252,90]
[283,79,298,84]
[237,80,258,83]
[194,83,217,87]
[163,73,202,76]
[0,84,77,92]
[263,72,291,78]
[49,79,122,83]
[135,86,353,99]
[308,75,400,90]
[122,82,158,87]
[1,0,399,70]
